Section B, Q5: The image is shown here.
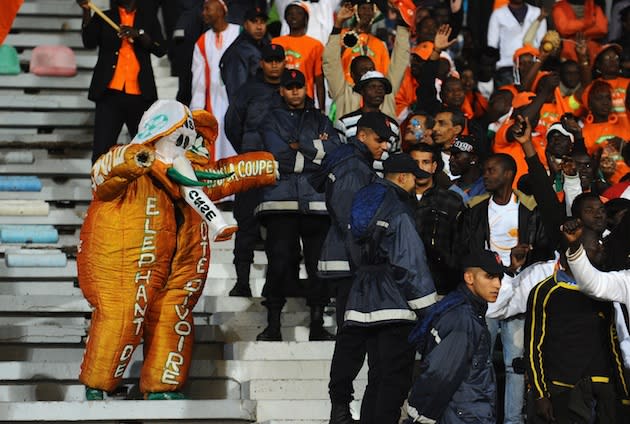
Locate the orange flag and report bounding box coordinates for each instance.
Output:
[0,0,23,45]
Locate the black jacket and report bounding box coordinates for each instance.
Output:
[407,284,496,423]
[415,185,465,295]
[458,190,556,268]
[525,270,627,400]
[220,31,269,101]
[309,140,377,278]
[344,178,437,326]
[256,95,341,216]
[224,73,279,153]
[82,3,167,102]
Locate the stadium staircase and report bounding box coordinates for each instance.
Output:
[0,1,366,422]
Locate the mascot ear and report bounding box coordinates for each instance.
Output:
[192,109,218,148]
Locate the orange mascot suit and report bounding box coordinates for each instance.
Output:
[77,100,277,399]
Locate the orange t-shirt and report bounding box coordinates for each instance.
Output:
[340,30,390,83]
[272,34,324,99]
[582,114,630,184]
[552,0,608,62]
[395,68,417,119]
[494,119,548,189]
[108,7,141,95]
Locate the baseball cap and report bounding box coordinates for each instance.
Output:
[383,153,431,179]
[262,44,285,62]
[353,70,393,94]
[412,41,434,61]
[281,69,306,88]
[451,135,477,155]
[461,250,512,277]
[546,122,575,144]
[244,5,268,21]
[356,112,399,145]
[285,0,310,16]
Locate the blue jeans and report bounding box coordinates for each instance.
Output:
[487,316,525,424]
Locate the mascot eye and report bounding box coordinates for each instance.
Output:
[183,136,190,149]
[176,134,184,147]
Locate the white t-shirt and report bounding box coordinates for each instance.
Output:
[487,5,546,69]
[441,151,453,180]
[488,194,519,265]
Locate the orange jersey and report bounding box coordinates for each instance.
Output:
[466,91,489,119]
[395,68,418,120]
[552,0,607,62]
[582,114,630,184]
[340,30,390,83]
[494,119,548,188]
[594,77,630,129]
[108,7,140,94]
[272,34,324,99]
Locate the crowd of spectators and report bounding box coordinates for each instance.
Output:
[78,0,630,423]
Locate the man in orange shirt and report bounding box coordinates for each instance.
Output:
[272,1,325,109]
[77,0,166,163]
[552,0,607,62]
[591,44,630,130]
[340,0,390,83]
[581,80,630,184]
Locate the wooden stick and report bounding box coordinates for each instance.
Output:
[87,1,121,32]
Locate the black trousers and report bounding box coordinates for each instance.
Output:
[527,380,620,424]
[92,89,152,163]
[260,214,330,307]
[359,323,416,424]
[329,277,368,406]
[233,190,261,266]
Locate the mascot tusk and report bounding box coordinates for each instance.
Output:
[171,155,237,242]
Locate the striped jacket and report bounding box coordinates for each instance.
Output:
[525,269,629,400]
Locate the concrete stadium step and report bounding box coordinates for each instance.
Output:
[243,379,366,400]
[5,33,84,50]
[255,400,361,422]
[0,178,92,201]
[0,262,79,280]
[0,359,368,382]
[0,400,256,422]
[12,16,83,32]
[0,134,93,149]
[0,206,85,226]
[225,342,336,361]
[0,379,243,401]
[0,94,94,110]
[19,51,97,71]
[210,312,335,328]
[19,1,84,16]
[0,343,223,362]
[0,111,94,130]
[0,74,176,92]
[0,150,90,176]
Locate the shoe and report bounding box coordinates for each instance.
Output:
[229,262,252,297]
[229,282,252,297]
[256,326,282,341]
[310,305,336,341]
[85,387,104,400]
[329,402,358,424]
[256,305,282,341]
[145,391,185,400]
[309,325,336,341]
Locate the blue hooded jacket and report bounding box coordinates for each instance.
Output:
[344,178,437,326]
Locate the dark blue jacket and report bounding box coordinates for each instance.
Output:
[256,95,341,216]
[407,285,496,424]
[219,31,269,101]
[310,140,377,278]
[344,178,437,326]
[224,73,280,153]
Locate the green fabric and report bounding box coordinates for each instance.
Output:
[268,3,280,23]
[146,391,186,400]
[85,387,104,400]
[0,45,20,75]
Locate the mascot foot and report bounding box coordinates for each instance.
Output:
[256,326,282,341]
[146,391,186,400]
[85,387,104,400]
[214,224,238,242]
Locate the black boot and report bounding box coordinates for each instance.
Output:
[329,402,358,424]
[256,305,282,341]
[229,262,252,297]
[309,305,336,341]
